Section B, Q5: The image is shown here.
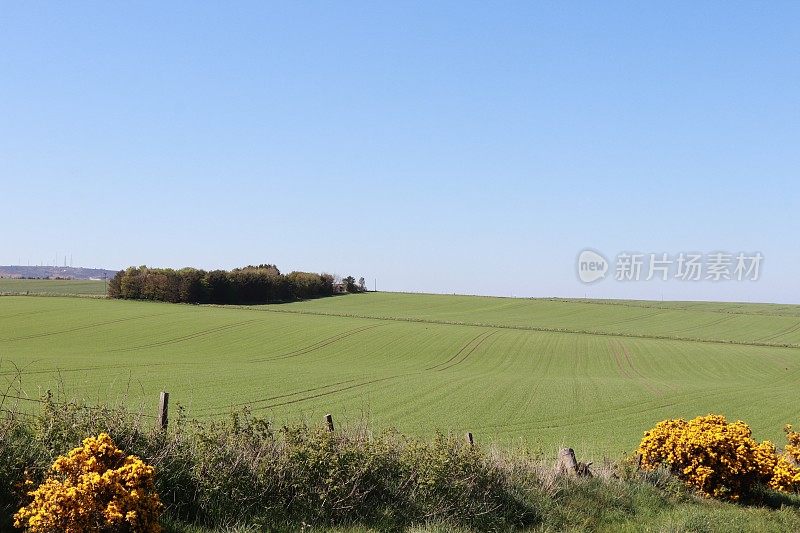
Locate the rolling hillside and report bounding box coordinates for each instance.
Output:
[1,290,798,455]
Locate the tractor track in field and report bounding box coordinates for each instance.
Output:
[0,308,65,320]
[435,331,499,371]
[608,339,664,396]
[200,377,362,415]
[249,324,384,363]
[206,375,405,416]
[757,320,800,342]
[620,340,676,394]
[472,379,786,435]
[527,341,556,402]
[498,337,554,421]
[0,359,200,377]
[236,306,800,349]
[256,375,402,410]
[539,363,800,434]
[599,309,670,328]
[425,330,494,371]
[436,330,497,372]
[665,314,737,336]
[107,319,263,352]
[609,339,635,382]
[0,312,178,342]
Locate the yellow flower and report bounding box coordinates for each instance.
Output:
[14,433,162,533]
[638,414,800,500]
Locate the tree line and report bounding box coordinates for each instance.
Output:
[107,264,366,304]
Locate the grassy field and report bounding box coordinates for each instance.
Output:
[1,287,799,455]
[0,278,106,296]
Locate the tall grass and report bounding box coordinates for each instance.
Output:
[2,396,800,532]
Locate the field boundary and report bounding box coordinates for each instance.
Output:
[332,291,800,317]
[0,292,106,299]
[553,298,800,318]
[234,305,800,350]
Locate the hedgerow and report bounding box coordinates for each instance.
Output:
[0,400,536,531]
[2,399,800,531]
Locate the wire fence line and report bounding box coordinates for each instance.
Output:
[0,390,159,421]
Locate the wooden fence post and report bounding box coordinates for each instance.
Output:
[557,447,578,475]
[157,391,169,431]
[465,432,474,447]
[325,413,334,432]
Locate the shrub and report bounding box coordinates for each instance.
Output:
[0,423,38,531]
[638,414,800,501]
[180,418,534,529]
[785,425,800,464]
[14,433,162,532]
[770,425,800,494]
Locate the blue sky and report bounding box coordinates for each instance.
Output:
[2,2,798,302]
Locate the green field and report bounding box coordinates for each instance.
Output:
[1,288,799,455]
[0,278,106,296]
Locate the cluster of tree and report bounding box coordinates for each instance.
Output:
[343,276,368,293]
[107,264,366,304]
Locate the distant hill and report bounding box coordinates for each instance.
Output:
[0,265,119,280]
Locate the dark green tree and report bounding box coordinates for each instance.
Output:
[343,276,357,293]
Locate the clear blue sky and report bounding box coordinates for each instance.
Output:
[2,2,798,303]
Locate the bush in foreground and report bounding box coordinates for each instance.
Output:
[638,414,800,501]
[14,433,162,533]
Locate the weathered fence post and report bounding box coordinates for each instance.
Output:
[557,447,593,477]
[325,413,334,432]
[157,391,169,431]
[465,432,474,447]
[557,447,578,475]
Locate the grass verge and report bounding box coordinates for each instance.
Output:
[1,397,799,532]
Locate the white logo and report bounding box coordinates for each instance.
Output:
[577,249,608,283]
[575,249,763,283]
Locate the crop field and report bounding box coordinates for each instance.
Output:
[1,289,799,455]
[0,278,106,296]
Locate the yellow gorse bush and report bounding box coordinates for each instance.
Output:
[638,414,800,500]
[14,433,162,533]
[785,424,800,464]
[770,425,800,493]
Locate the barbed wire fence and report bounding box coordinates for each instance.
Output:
[0,361,161,427]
